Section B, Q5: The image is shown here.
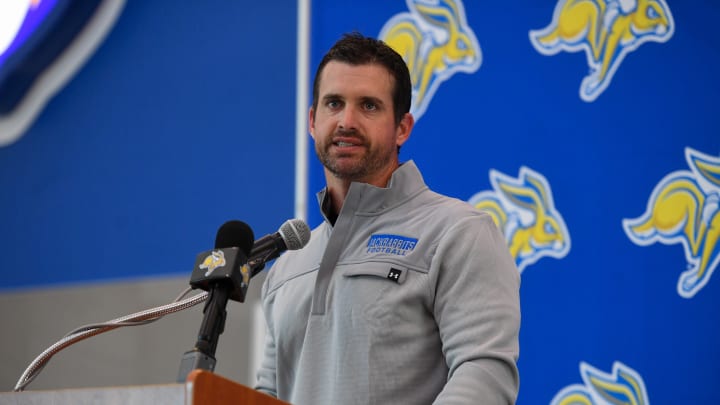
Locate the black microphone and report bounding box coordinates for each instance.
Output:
[178,220,254,381]
[189,220,255,303]
[215,220,256,250]
[248,218,311,276]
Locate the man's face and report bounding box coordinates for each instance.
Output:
[309,61,412,186]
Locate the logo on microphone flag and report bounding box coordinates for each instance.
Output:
[240,263,250,286]
[200,250,227,276]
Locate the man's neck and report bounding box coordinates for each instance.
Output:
[324,179,351,222]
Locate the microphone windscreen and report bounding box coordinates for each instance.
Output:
[215,220,255,255]
[279,219,311,250]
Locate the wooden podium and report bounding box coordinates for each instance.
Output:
[0,370,289,405]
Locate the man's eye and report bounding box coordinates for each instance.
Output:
[363,102,377,111]
[327,100,341,109]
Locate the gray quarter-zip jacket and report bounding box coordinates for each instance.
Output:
[255,161,520,404]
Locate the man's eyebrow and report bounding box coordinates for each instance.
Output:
[321,93,385,107]
[359,96,386,109]
[360,96,384,104]
[322,93,342,101]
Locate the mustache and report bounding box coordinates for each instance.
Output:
[334,128,362,137]
[331,128,366,143]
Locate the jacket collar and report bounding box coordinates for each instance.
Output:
[316,160,428,223]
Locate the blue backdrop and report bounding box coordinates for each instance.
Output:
[0,1,298,288]
[308,0,719,403]
[1,0,718,403]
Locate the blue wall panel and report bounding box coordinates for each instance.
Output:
[0,1,298,288]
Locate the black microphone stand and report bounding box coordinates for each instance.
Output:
[176,283,231,380]
[176,247,254,382]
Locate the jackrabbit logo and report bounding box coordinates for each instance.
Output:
[468,167,570,273]
[623,148,720,299]
[551,361,649,405]
[529,0,674,102]
[379,0,481,120]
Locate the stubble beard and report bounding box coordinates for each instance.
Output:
[315,131,394,182]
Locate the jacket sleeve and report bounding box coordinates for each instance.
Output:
[254,277,278,398]
[432,214,521,404]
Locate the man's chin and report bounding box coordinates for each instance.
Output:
[326,162,368,180]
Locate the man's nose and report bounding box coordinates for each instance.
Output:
[338,106,359,130]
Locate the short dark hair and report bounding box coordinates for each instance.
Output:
[311,32,412,126]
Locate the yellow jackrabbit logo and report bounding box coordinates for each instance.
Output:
[623,148,720,298]
[551,361,649,405]
[468,167,571,273]
[379,0,481,120]
[529,0,674,102]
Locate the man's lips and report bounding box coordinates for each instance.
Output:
[331,137,364,150]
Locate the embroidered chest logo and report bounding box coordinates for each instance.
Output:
[387,268,403,282]
[367,234,418,256]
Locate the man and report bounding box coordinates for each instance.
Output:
[255,32,520,404]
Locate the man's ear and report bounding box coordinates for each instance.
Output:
[396,112,414,147]
[308,107,316,139]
